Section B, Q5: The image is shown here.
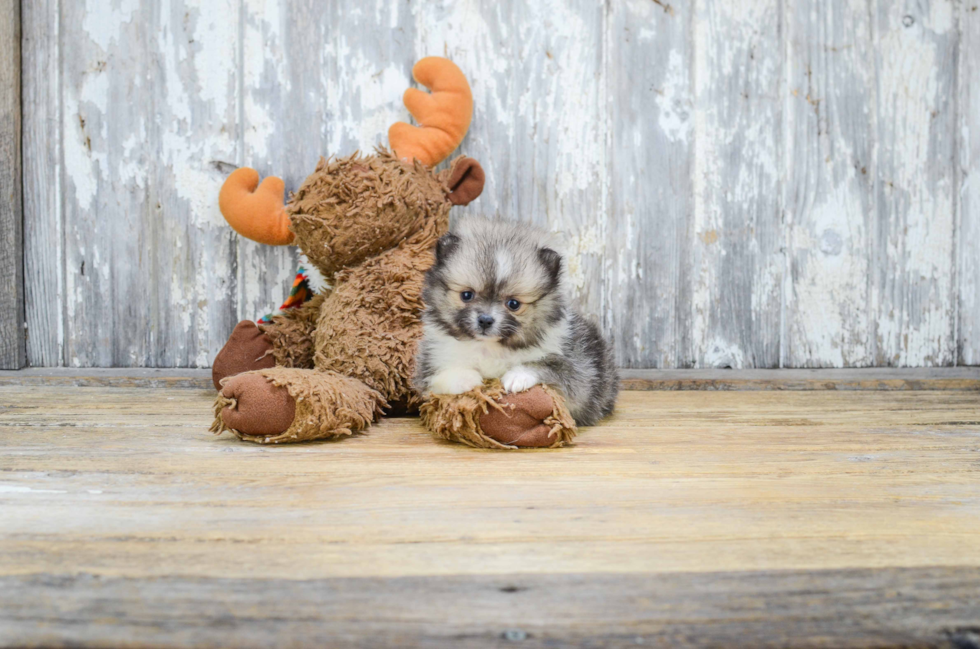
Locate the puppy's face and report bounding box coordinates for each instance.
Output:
[423,228,565,349]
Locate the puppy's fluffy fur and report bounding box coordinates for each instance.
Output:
[414,218,618,426]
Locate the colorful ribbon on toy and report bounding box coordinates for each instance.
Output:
[257,266,316,325]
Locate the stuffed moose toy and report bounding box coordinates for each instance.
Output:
[210,57,576,449]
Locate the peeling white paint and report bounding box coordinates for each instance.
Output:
[63,67,110,211]
[874,1,955,365]
[565,224,604,293]
[345,58,412,151]
[82,0,139,52]
[957,0,980,365]
[789,184,871,366]
[656,50,691,143]
[190,1,237,116]
[703,338,747,369]
[691,0,782,367]
[243,0,288,161]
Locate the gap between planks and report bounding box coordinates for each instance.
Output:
[0,367,979,391]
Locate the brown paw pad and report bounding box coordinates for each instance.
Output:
[479,386,559,448]
[219,373,296,437]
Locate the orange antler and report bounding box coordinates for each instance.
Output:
[389,57,473,167]
[218,168,294,246]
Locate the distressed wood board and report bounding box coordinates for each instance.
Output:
[17,0,979,370]
[0,0,24,369]
[873,1,957,367]
[3,569,979,648]
[21,0,60,368]
[618,367,980,391]
[1,385,979,646]
[959,0,980,366]
[783,0,875,368]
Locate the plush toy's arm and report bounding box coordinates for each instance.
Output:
[259,293,327,370]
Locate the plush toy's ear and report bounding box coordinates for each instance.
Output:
[435,233,461,264]
[446,157,485,206]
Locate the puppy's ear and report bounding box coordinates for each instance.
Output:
[445,157,485,206]
[538,247,562,287]
[435,233,461,265]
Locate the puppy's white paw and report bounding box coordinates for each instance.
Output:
[501,366,541,393]
[429,369,484,395]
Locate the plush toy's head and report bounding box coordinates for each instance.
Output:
[218,57,485,280]
[286,150,483,279]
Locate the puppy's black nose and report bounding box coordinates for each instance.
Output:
[477,314,495,330]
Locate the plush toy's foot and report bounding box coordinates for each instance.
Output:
[480,388,562,447]
[211,320,275,390]
[211,367,386,444]
[215,372,296,437]
[420,381,576,450]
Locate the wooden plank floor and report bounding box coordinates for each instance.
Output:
[1,383,979,647]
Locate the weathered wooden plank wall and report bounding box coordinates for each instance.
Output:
[784,0,874,367]
[21,0,60,368]
[959,0,980,365]
[0,0,24,369]
[20,0,976,369]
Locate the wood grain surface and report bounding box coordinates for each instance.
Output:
[0,0,24,369]
[21,0,60,368]
[873,1,958,367]
[18,0,977,369]
[784,0,874,368]
[959,0,980,366]
[3,569,979,648]
[1,385,979,646]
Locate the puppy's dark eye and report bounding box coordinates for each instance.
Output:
[506,298,521,311]
[460,290,475,302]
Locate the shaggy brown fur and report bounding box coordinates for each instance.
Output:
[288,152,451,281]
[262,293,326,370]
[312,243,437,410]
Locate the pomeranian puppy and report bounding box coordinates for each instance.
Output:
[414,218,618,426]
